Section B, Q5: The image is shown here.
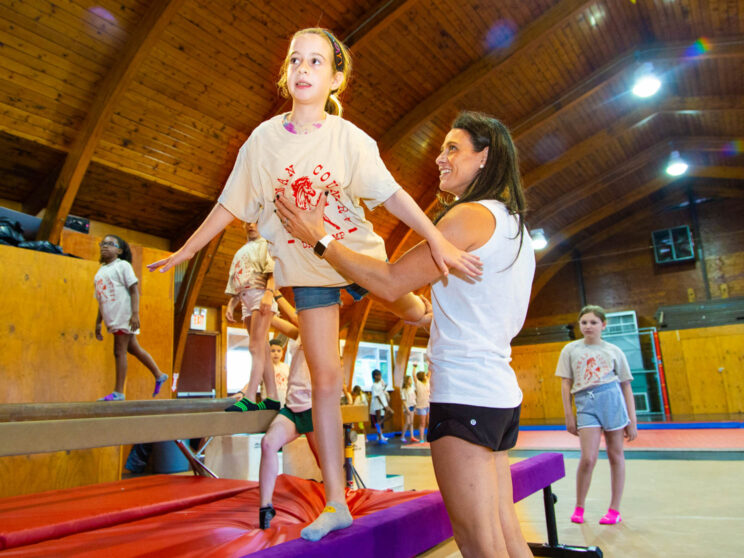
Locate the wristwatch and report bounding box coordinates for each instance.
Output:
[314,234,335,258]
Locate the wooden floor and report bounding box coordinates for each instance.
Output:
[385,454,743,558]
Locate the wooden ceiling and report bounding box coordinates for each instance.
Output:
[1,0,743,341]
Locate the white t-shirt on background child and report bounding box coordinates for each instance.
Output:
[555,339,633,394]
[94,259,139,334]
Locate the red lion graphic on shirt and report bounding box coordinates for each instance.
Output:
[291,176,317,209]
[583,356,602,383]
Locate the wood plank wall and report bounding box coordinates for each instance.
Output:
[0,231,173,497]
[512,324,744,420]
[527,196,744,328]
[511,341,566,420]
[658,324,744,416]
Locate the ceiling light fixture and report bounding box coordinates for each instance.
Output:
[666,150,688,176]
[632,62,661,98]
[531,228,547,250]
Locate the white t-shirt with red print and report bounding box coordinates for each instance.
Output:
[284,339,312,413]
[555,339,633,394]
[94,258,139,334]
[218,114,401,288]
[225,238,274,295]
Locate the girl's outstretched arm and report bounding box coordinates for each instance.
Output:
[382,189,481,278]
[147,204,235,273]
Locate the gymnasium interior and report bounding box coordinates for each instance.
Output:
[0,1,742,556]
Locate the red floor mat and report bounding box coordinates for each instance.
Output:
[0,475,435,557]
[0,475,253,550]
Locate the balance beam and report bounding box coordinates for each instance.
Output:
[0,402,368,458]
[516,453,603,558]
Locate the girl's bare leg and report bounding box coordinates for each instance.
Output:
[245,308,276,400]
[297,305,352,541]
[127,335,166,380]
[604,429,626,511]
[576,427,602,508]
[113,334,130,394]
[259,414,300,507]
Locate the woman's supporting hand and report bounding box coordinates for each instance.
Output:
[405,295,433,331]
[275,191,327,247]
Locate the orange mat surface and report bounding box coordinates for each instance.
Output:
[0,475,435,557]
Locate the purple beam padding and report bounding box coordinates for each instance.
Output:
[511,452,565,503]
[248,492,452,558]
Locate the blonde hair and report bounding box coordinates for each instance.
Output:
[578,305,607,323]
[276,28,352,116]
[402,375,412,389]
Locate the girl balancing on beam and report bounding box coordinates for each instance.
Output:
[147,28,480,541]
[277,111,536,558]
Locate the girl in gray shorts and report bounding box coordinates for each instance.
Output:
[556,305,639,526]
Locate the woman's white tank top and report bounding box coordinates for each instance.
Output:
[426,200,535,408]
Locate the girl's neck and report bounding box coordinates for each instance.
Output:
[288,103,327,126]
[101,255,118,264]
[582,336,602,346]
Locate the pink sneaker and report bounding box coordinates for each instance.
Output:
[570,506,585,524]
[599,509,622,525]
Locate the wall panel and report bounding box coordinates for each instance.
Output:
[0,232,173,497]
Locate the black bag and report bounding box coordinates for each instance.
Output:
[0,218,25,245]
[17,240,65,255]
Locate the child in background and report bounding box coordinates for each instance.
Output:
[350,385,367,432]
[224,222,280,411]
[94,235,167,401]
[369,369,392,444]
[148,27,480,541]
[258,313,319,530]
[400,374,417,443]
[262,338,290,405]
[556,305,638,525]
[351,385,367,407]
[413,365,431,441]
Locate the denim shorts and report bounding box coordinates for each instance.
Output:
[292,284,367,312]
[575,381,630,431]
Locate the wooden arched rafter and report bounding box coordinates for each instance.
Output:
[521,96,744,191]
[36,0,186,244]
[172,232,225,387]
[341,297,373,389]
[392,324,417,388]
[532,137,742,229]
[530,164,744,301]
[385,40,744,261]
[378,0,594,154]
